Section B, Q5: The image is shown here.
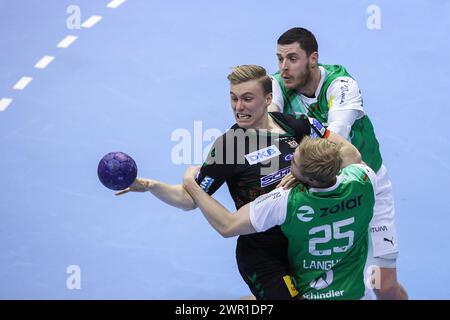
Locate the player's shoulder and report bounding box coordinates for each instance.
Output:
[270,111,306,123]
[324,66,358,88]
[343,163,373,174]
[329,76,359,88]
[253,187,290,206]
[270,111,292,122]
[321,64,355,83]
[321,64,351,76]
[342,164,376,185]
[270,112,312,135]
[326,75,361,103]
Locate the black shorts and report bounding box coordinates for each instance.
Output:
[236,226,298,300]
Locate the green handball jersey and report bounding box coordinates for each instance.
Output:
[272,64,383,172]
[249,164,377,299]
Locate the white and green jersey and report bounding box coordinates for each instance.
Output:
[249,164,377,300]
[272,65,383,172]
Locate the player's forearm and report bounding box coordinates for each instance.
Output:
[339,145,362,167]
[183,181,236,237]
[326,131,361,167]
[148,181,197,211]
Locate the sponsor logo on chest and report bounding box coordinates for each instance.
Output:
[245,145,281,165]
[260,166,291,187]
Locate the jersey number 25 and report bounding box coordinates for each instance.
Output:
[308,217,355,256]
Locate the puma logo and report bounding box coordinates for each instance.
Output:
[384,237,394,246]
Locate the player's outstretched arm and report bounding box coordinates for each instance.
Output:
[326,131,361,167]
[183,166,256,237]
[116,178,197,211]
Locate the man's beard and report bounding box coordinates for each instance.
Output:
[297,62,312,88]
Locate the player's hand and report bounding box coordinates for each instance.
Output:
[276,172,299,189]
[115,177,154,196]
[182,166,201,190]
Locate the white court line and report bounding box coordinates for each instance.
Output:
[57,35,78,48]
[82,15,102,28]
[0,98,13,111]
[107,0,126,9]
[13,77,33,90]
[34,55,55,69]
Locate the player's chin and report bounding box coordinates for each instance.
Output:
[236,118,252,129]
[283,80,297,90]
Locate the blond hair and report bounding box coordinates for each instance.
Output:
[227,65,272,95]
[297,137,342,183]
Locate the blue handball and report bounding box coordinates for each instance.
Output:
[97,152,138,190]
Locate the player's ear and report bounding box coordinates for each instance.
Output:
[306,177,319,185]
[265,92,273,106]
[309,51,318,68]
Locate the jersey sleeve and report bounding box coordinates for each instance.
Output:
[195,134,236,195]
[368,165,399,259]
[341,163,377,202]
[249,187,290,232]
[327,109,360,140]
[349,163,377,197]
[326,76,365,114]
[270,76,284,111]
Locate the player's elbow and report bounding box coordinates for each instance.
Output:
[217,218,240,238]
[352,150,362,164]
[218,231,232,238]
[181,202,197,211]
[340,146,362,166]
[220,230,237,238]
[347,145,361,163]
[223,229,240,238]
[216,225,236,238]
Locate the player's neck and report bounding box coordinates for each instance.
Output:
[258,113,285,133]
[249,113,269,131]
[312,177,337,189]
[298,67,321,98]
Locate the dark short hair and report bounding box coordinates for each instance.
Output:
[277,27,318,56]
